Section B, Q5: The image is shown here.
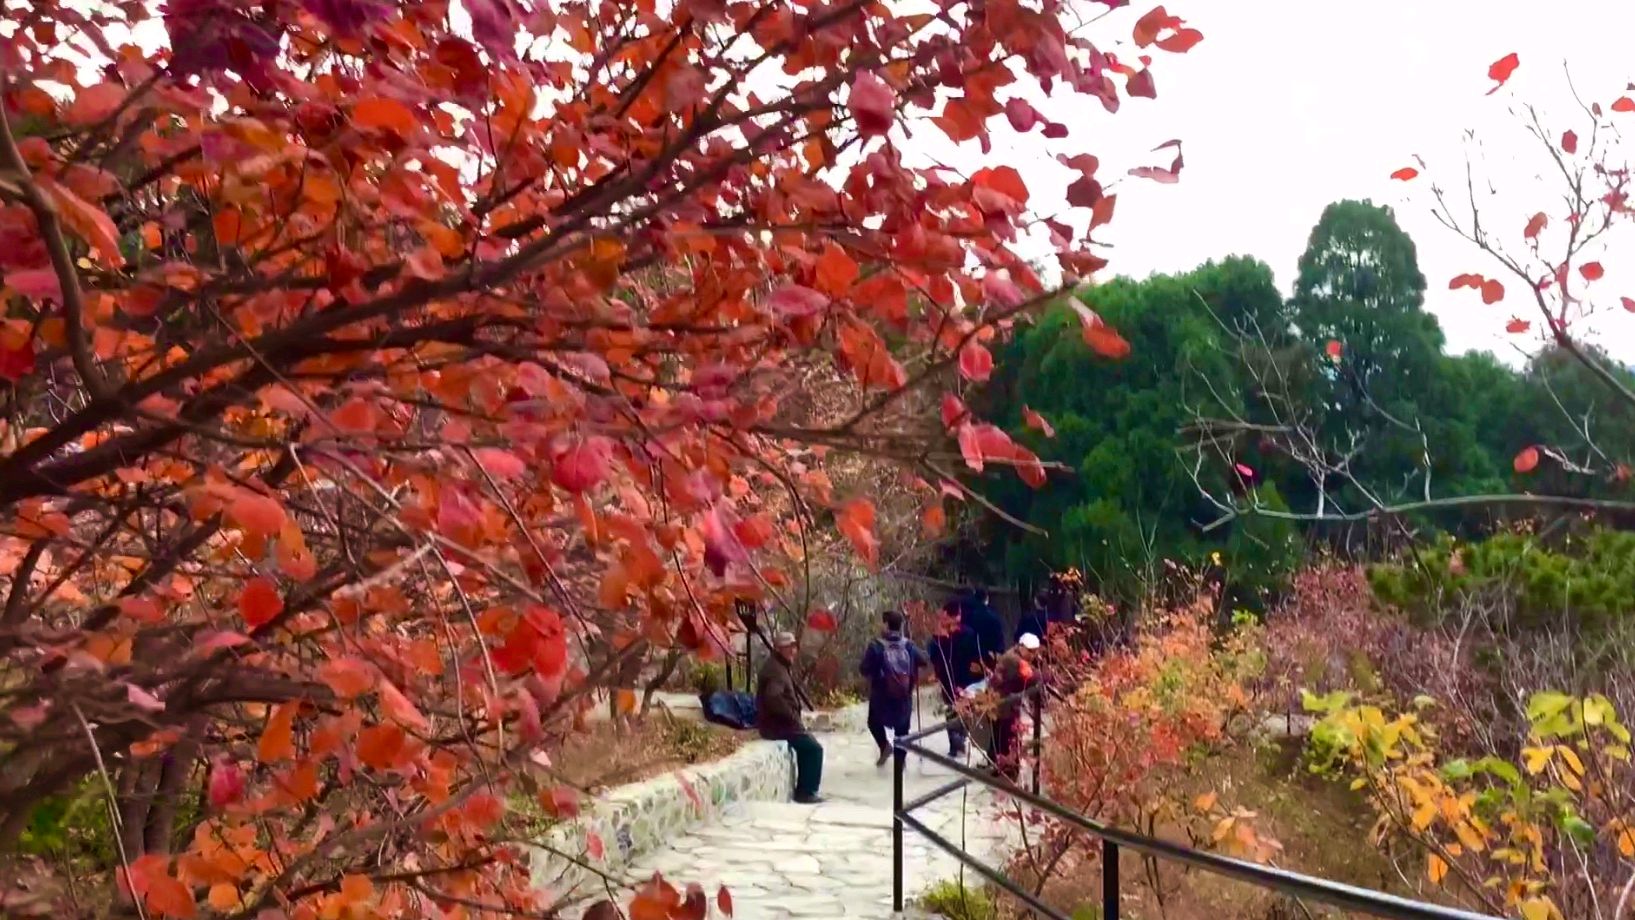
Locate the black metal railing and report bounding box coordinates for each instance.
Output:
[891,685,1501,920]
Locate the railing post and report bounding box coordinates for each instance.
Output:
[1102,840,1119,920]
[1030,688,1044,796]
[893,743,907,913]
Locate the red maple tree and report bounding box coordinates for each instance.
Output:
[0,0,1198,915]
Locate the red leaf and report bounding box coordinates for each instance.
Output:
[941,394,969,429]
[38,177,124,267]
[849,70,896,138]
[1581,261,1605,281]
[1513,446,1540,474]
[145,873,197,919]
[1126,68,1156,98]
[238,576,283,628]
[1621,296,1635,312]
[119,596,165,624]
[472,447,527,480]
[1325,340,1344,360]
[958,342,994,382]
[1614,97,1635,113]
[539,786,580,818]
[1449,273,1484,290]
[807,609,839,632]
[1004,98,1041,132]
[553,437,613,493]
[1563,130,1579,154]
[1389,167,1419,181]
[356,723,408,770]
[586,831,606,861]
[1480,278,1505,304]
[379,678,429,732]
[1524,212,1547,240]
[718,887,735,917]
[1023,406,1056,438]
[1128,139,1184,184]
[1487,52,1520,95]
[836,498,878,568]
[1506,317,1531,334]
[767,284,829,317]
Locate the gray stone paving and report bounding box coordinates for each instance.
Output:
[570,722,1032,919]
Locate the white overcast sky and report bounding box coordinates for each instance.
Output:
[912,0,1635,365]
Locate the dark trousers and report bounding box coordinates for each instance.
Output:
[989,715,1019,780]
[868,711,910,751]
[939,686,969,755]
[786,733,824,797]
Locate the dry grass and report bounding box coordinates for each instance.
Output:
[555,714,745,793]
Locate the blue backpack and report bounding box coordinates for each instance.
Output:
[878,637,915,700]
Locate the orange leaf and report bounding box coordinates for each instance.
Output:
[1389,167,1418,181]
[1514,446,1541,474]
[66,83,128,125]
[352,97,418,134]
[1487,52,1520,94]
[258,702,297,763]
[38,176,125,267]
[615,689,637,714]
[339,874,374,906]
[1523,212,1548,240]
[379,679,429,732]
[1023,406,1056,437]
[238,576,283,628]
[1613,97,1635,113]
[145,873,197,919]
[1506,317,1530,334]
[836,497,879,568]
[921,503,947,536]
[318,656,375,698]
[1479,278,1505,304]
[228,489,287,537]
[356,723,407,770]
[814,243,859,297]
[1426,852,1448,885]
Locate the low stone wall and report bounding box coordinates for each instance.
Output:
[530,739,795,899]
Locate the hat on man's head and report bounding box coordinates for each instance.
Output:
[1018,633,1041,651]
[772,631,798,647]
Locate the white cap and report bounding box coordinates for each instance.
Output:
[1018,633,1041,650]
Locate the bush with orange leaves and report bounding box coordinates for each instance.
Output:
[1008,596,1277,909]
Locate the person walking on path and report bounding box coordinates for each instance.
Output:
[960,587,1007,671]
[859,609,930,766]
[988,632,1041,781]
[929,600,981,758]
[756,631,824,803]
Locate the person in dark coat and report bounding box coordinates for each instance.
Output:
[859,609,930,765]
[1015,588,1051,646]
[928,600,980,757]
[756,631,824,803]
[960,587,1007,670]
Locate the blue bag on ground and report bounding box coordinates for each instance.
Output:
[702,690,758,730]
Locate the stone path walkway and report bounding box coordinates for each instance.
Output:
[578,708,1029,919]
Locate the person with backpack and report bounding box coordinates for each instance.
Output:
[859,609,930,766]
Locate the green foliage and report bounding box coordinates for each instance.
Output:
[1368,528,1635,632]
[917,879,997,920]
[974,257,1300,608]
[17,780,116,867]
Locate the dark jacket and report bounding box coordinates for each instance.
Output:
[1014,608,1048,645]
[859,632,929,705]
[929,623,982,699]
[756,655,804,740]
[963,600,1006,670]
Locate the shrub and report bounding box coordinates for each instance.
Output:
[917,879,997,920]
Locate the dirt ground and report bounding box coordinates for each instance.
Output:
[553,712,746,793]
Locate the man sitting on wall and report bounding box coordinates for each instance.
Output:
[756,631,824,804]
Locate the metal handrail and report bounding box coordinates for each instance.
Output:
[891,684,1501,920]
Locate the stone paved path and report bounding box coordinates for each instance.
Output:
[578,713,1028,919]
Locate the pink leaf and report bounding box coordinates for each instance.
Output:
[4,268,63,301]
[849,71,896,138]
[767,284,829,317]
[1128,139,1183,183]
[127,683,165,713]
[958,342,994,382]
[472,447,527,480]
[1023,406,1056,438]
